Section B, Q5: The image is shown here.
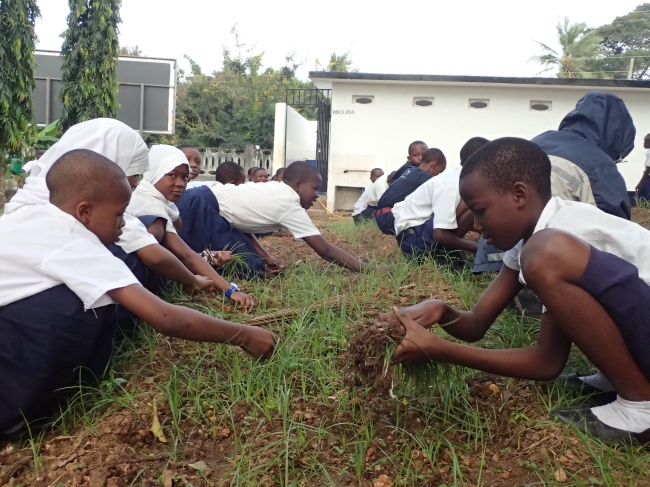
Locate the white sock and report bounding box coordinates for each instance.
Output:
[579,371,616,392]
[591,396,650,433]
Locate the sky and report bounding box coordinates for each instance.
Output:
[35,0,645,79]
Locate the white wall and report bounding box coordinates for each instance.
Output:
[272,103,287,177]
[325,81,650,210]
[285,105,317,163]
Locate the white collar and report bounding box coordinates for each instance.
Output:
[532,196,565,236]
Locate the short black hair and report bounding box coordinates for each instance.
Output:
[283,161,320,186]
[247,166,260,176]
[274,167,285,176]
[421,148,446,164]
[254,167,268,176]
[386,171,398,184]
[460,137,552,199]
[460,137,490,165]
[176,144,199,151]
[370,167,384,177]
[215,161,246,184]
[408,140,427,155]
[47,149,127,206]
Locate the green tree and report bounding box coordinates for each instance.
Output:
[315,50,358,72]
[119,44,141,56]
[587,4,650,79]
[531,17,603,78]
[0,0,40,208]
[58,0,121,131]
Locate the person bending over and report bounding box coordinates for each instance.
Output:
[352,168,384,224]
[375,149,447,235]
[390,137,650,443]
[0,150,274,434]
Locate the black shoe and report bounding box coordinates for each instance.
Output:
[551,406,650,444]
[555,373,617,405]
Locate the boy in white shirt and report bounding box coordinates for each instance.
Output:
[392,145,478,260]
[352,168,384,223]
[389,137,650,443]
[178,161,388,274]
[635,133,650,201]
[0,150,274,435]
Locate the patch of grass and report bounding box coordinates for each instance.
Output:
[9,218,650,486]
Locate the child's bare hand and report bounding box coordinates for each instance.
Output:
[374,264,392,274]
[391,307,446,365]
[230,291,256,312]
[265,257,286,274]
[240,326,276,358]
[214,251,232,265]
[379,299,447,329]
[193,275,214,292]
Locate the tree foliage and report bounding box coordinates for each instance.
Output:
[530,17,603,78]
[174,34,316,149]
[0,0,40,158]
[119,44,142,56]
[58,0,121,131]
[315,50,358,72]
[587,4,650,79]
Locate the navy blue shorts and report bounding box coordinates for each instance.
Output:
[578,245,650,382]
[397,217,466,265]
[375,210,395,235]
[176,186,265,279]
[0,285,117,430]
[472,236,505,274]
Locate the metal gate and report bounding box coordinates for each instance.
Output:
[316,99,331,192]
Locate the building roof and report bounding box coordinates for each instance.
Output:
[309,71,650,90]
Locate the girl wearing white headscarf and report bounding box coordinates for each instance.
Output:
[127,145,255,309]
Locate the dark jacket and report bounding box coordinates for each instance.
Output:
[532,91,634,220]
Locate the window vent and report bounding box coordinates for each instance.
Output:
[530,100,552,111]
[413,97,434,107]
[353,95,374,104]
[469,99,489,109]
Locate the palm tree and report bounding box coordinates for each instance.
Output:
[531,17,603,78]
[315,51,358,72]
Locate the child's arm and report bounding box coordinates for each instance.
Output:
[107,284,275,358]
[165,233,255,309]
[302,235,390,273]
[135,244,214,291]
[432,229,478,253]
[245,233,286,273]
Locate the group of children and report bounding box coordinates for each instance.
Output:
[2,90,650,443]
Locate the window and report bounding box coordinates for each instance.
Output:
[413,97,434,107]
[469,99,489,109]
[530,100,552,111]
[353,95,374,104]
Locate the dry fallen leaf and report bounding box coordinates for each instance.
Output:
[554,468,568,483]
[150,396,168,443]
[188,461,208,473]
[162,470,173,487]
[374,474,393,487]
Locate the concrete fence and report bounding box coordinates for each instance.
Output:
[197,144,273,181]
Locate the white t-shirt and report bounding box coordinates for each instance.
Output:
[210,181,321,238]
[352,185,372,216]
[393,166,462,235]
[645,149,650,168]
[504,197,650,285]
[367,175,389,205]
[0,204,139,309]
[115,214,160,253]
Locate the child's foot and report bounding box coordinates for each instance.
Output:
[552,397,650,443]
[556,372,617,405]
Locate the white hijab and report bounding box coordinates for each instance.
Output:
[126,145,189,233]
[5,118,148,214]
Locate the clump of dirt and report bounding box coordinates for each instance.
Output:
[343,317,405,391]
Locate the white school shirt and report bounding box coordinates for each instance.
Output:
[393,166,461,235]
[503,196,650,285]
[645,149,650,168]
[0,204,139,309]
[352,185,372,217]
[210,181,321,238]
[366,175,389,206]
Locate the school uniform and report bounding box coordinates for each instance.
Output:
[374,168,433,235]
[352,185,372,224]
[393,166,461,258]
[638,150,650,201]
[0,205,139,430]
[359,174,389,219]
[504,196,650,382]
[392,161,418,181]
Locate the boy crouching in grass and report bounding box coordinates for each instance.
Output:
[388,137,650,443]
[0,150,274,435]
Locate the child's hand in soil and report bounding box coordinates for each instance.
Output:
[192,275,214,292]
[380,299,447,329]
[265,257,286,274]
[240,326,276,358]
[391,307,446,365]
[230,291,256,313]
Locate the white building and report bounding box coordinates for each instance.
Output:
[274,72,650,211]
